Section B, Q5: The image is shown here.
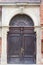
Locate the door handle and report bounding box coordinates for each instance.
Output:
[21,48,24,53]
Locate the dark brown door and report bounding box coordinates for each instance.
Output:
[7,27,36,59]
[7,14,36,64]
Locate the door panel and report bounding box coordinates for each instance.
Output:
[7,33,21,57]
[24,34,34,56]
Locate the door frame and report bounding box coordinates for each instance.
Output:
[2,10,41,64]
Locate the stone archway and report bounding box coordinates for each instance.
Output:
[2,7,41,64]
[7,14,36,64]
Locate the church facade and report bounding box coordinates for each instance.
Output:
[0,0,43,64]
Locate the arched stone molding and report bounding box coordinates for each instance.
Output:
[2,6,41,64]
[2,6,40,27]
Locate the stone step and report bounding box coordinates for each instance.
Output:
[8,57,36,64]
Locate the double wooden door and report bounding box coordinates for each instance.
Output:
[7,27,36,60]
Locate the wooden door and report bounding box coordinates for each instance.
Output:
[7,14,36,63]
[7,27,36,59]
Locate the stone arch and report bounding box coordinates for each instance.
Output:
[9,14,34,27]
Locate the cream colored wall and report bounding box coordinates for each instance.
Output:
[2,6,40,27]
[2,5,42,64]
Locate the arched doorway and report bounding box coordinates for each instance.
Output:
[7,14,36,64]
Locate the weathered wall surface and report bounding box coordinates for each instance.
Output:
[40,0,43,56]
[0,7,2,58]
